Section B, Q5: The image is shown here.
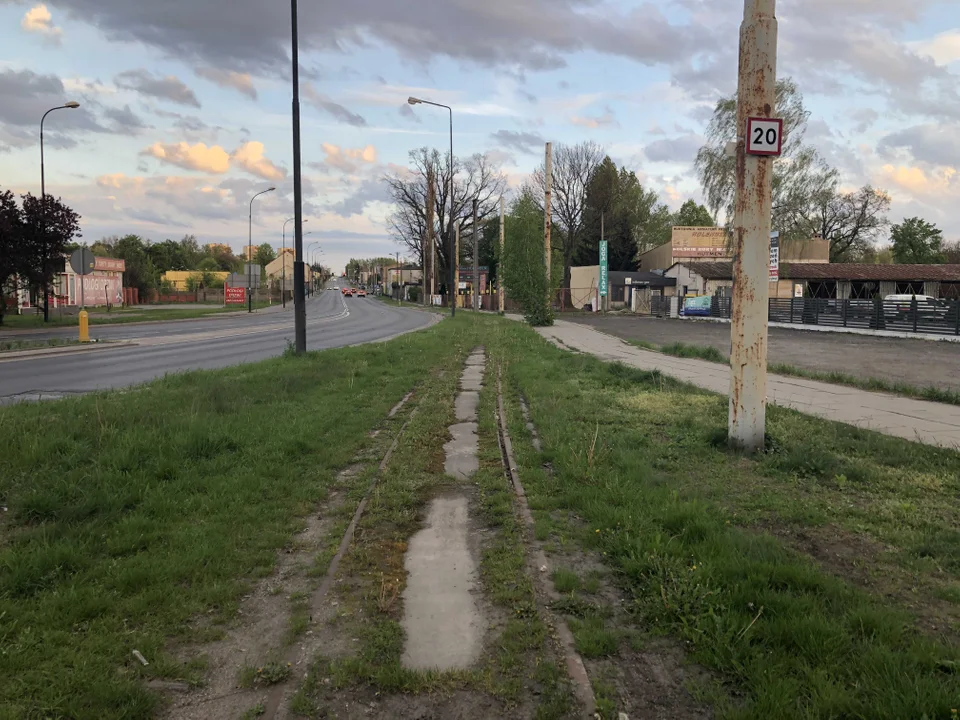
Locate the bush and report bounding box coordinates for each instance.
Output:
[500,191,559,326]
[408,286,421,302]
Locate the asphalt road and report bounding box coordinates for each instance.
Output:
[0,288,437,404]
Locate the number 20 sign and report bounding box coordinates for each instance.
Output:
[746,117,783,157]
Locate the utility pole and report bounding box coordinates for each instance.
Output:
[454,224,460,311]
[426,164,436,306]
[396,251,400,304]
[472,198,479,311]
[729,0,778,452]
[290,0,306,353]
[498,196,505,314]
[544,142,553,289]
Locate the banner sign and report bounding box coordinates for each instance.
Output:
[225,286,246,305]
[599,241,609,297]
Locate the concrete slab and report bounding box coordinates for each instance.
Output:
[443,422,479,479]
[461,366,484,386]
[401,495,487,670]
[465,355,486,366]
[455,391,479,422]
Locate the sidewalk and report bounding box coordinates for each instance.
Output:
[535,319,960,450]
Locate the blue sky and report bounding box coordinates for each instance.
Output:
[2,0,959,272]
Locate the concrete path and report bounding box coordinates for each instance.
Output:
[535,319,960,450]
[402,348,488,671]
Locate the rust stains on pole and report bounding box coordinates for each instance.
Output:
[498,196,505,314]
[729,0,777,452]
[544,142,553,287]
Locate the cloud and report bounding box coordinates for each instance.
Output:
[329,178,390,217]
[115,69,201,108]
[303,84,367,126]
[232,141,286,180]
[102,104,149,134]
[879,124,960,169]
[194,67,257,99]
[490,129,545,154]
[878,164,958,198]
[319,142,377,173]
[21,4,62,43]
[910,30,960,66]
[643,134,704,164]
[398,103,420,123]
[141,141,230,173]
[570,110,618,129]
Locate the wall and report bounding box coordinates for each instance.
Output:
[665,264,706,296]
[637,242,676,272]
[671,226,729,259]
[781,237,830,263]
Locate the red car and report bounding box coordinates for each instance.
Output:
[357,289,367,297]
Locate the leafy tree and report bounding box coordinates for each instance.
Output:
[254,242,276,268]
[147,239,188,274]
[19,193,82,320]
[891,218,945,264]
[694,78,889,260]
[0,190,24,326]
[672,200,714,227]
[500,190,557,325]
[111,235,157,295]
[526,141,605,289]
[197,256,220,272]
[943,240,960,264]
[179,235,204,268]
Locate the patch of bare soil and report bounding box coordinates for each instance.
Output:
[757,522,960,643]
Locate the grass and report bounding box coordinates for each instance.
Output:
[0,337,83,352]
[505,326,960,719]
[630,339,960,406]
[2,314,959,719]
[0,302,275,329]
[0,328,454,719]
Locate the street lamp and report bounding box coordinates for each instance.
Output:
[408,96,455,317]
[248,186,276,313]
[282,217,307,308]
[39,101,80,322]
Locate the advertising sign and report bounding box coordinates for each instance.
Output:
[769,231,780,283]
[599,240,609,297]
[79,275,124,306]
[225,286,246,305]
[94,257,126,272]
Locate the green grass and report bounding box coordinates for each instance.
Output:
[0,337,82,352]
[0,327,455,719]
[505,327,960,719]
[0,302,275,329]
[630,339,960,406]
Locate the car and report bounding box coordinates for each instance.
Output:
[357,289,367,297]
[341,287,350,296]
[349,288,357,296]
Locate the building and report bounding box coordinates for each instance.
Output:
[665,262,960,300]
[57,255,126,307]
[161,270,229,290]
[638,226,830,272]
[568,267,676,309]
[264,255,314,291]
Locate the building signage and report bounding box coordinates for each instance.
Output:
[94,257,126,273]
[225,286,246,305]
[673,246,728,258]
[599,241,609,297]
[769,231,780,283]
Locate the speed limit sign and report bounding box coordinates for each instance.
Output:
[746,117,783,156]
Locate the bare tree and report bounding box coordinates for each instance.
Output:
[527,141,605,288]
[385,148,507,287]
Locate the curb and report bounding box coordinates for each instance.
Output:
[0,340,138,361]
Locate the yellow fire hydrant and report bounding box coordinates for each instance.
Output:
[78,310,89,343]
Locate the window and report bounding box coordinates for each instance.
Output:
[895,281,924,295]
[850,281,879,299]
[806,281,837,299]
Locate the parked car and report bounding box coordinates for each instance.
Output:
[883,294,948,321]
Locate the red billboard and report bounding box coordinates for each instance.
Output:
[225,286,246,305]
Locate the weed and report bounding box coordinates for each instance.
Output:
[551,568,581,594]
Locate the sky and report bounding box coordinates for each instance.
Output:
[2,0,960,273]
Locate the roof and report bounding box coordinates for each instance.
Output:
[671,262,960,282]
[608,270,676,287]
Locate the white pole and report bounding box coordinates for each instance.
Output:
[729,0,777,452]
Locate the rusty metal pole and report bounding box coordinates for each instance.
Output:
[544,142,553,292]
[498,196,505,314]
[729,0,777,452]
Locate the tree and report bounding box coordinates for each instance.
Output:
[0,190,24,326]
[500,190,556,325]
[672,200,714,227]
[110,235,156,295]
[180,235,204,268]
[527,141,605,289]
[694,78,889,259]
[385,147,507,295]
[147,239,188,274]
[943,240,960,264]
[204,242,241,272]
[891,218,945,264]
[197,256,220,272]
[19,193,82,320]
[254,242,276,268]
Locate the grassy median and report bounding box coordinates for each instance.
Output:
[1,315,958,719]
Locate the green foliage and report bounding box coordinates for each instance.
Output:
[197,257,220,272]
[501,191,555,325]
[99,235,157,295]
[672,199,714,227]
[254,242,276,268]
[891,217,945,264]
[407,286,421,302]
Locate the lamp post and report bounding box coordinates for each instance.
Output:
[290,0,307,352]
[40,101,80,322]
[305,238,319,294]
[408,96,454,317]
[248,186,275,313]
[282,217,307,308]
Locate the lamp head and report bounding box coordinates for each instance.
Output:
[64,101,80,109]
[407,97,422,105]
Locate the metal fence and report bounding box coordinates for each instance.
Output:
[647,296,960,336]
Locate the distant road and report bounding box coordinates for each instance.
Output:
[0,289,437,404]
